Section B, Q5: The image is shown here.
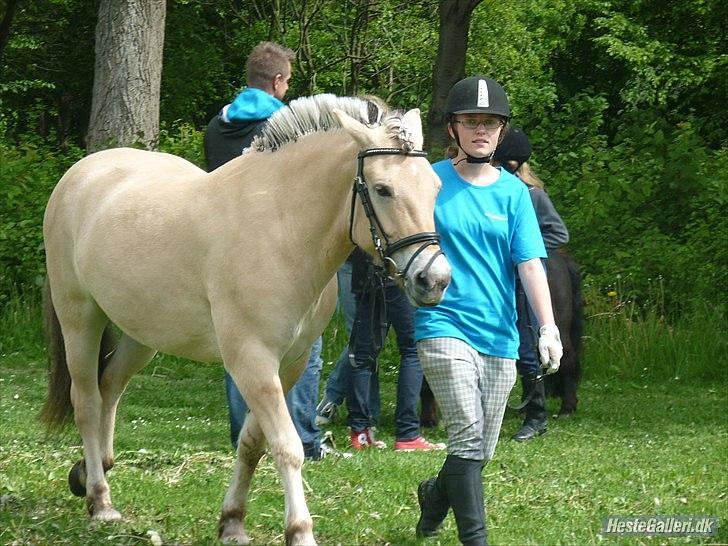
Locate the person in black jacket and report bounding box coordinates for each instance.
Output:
[345,249,446,452]
[204,42,332,460]
[492,127,570,442]
[204,41,292,170]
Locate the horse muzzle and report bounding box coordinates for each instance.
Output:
[403,250,451,307]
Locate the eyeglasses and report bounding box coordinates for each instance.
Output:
[454,118,503,130]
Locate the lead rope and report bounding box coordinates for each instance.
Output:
[347,263,388,373]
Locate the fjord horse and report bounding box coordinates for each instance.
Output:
[41,94,451,545]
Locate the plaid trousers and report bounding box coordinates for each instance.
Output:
[417,337,517,461]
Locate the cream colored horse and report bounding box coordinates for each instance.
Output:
[41,94,451,545]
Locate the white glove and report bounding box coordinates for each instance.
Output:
[538,324,563,375]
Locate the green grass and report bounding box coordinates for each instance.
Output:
[1,299,726,545]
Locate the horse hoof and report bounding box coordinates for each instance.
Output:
[286,535,317,546]
[91,506,122,522]
[68,460,87,497]
[219,518,250,546]
[219,531,251,546]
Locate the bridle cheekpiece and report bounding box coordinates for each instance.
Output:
[348,138,443,282]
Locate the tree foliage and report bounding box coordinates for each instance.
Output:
[0,0,725,317]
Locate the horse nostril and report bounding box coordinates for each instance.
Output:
[416,272,432,291]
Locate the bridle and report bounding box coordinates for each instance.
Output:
[348,146,444,282]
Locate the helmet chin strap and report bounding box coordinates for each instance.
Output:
[452,130,497,164]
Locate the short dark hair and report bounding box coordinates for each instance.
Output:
[246,42,295,88]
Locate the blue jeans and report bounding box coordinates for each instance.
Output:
[516,260,547,376]
[322,259,380,420]
[225,336,323,458]
[347,282,421,440]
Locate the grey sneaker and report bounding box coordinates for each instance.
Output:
[315,399,338,426]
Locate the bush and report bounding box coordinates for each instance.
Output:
[0,124,206,304]
[0,140,83,304]
[531,95,728,317]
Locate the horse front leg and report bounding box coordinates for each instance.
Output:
[221,356,316,546]
[219,412,266,545]
[558,356,579,416]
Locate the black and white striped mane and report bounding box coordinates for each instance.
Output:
[251,93,415,152]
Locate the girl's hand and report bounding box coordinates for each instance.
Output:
[538,324,563,374]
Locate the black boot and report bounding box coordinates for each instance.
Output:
[512,374,547,442]
[416,476,449,537]
[440,455,488,546]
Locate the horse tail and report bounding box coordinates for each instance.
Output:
[565,252,585,381]
[40,280,116,432]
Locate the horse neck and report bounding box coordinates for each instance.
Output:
[210,132,358,279]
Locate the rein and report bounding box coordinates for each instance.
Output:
[348,147,443,282]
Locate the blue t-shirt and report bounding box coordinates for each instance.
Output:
[415,160,546,359]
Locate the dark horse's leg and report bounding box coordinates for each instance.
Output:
[546,249,584,417]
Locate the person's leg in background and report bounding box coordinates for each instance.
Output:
[225,370,248,449]
[387,284,445,451]
[346,291,386,450]
[512,277,548,442]
[286,336,324,459]
[317,257,380,425]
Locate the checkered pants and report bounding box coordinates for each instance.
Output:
[417,337,517,461]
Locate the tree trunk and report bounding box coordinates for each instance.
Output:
[0,0,20,63]
[426,0,483,152]
[86,0,166,153]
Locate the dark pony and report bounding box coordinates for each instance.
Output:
[420,248,584,426]
[544,248,584,416]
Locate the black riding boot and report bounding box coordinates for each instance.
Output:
[416,475,449,537]
[440,455,488,546]
[512,373,547,442]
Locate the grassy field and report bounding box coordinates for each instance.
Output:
[1,299,726,545]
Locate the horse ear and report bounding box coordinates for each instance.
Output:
[333,108,374,148]
[401,108,424,149]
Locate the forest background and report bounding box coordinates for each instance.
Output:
[1,0,726,323]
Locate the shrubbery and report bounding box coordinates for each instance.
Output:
[0,139,84,306]
[530,94,728,318]
[1,113,725,323]
[0,123,204,305]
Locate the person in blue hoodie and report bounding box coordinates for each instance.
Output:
[204,42,332,460]
[204,41,293,170]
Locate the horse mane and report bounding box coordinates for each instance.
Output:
[251,93,415,152]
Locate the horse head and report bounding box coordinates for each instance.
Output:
[334,107,451,307]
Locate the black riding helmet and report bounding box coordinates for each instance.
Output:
[445,76,510,163]
[492,127,532,173]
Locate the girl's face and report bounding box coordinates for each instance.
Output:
[449,114,505,159]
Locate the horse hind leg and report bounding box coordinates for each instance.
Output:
[58,299,121,520]
[97,334,157,471]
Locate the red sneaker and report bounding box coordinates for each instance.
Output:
[350,429,370,450]
[394,436,446,452]
[350,427,387,450]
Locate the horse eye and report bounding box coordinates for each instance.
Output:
[374,184,392,197]
[374,184,393,198]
